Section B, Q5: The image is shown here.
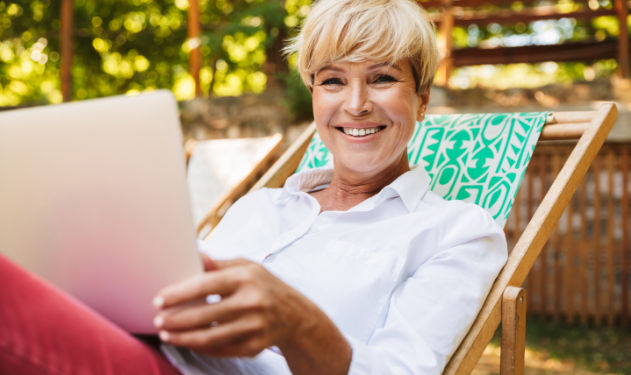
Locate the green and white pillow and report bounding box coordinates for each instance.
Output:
[296,112,549,227]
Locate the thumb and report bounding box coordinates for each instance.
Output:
[213,258,252,269]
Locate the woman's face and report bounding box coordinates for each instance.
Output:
[311,59,428,179]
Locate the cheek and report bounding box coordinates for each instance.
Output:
[378,92,418,132]
[312,96,335,128]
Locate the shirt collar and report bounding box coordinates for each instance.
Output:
[376,166,431,211]
[276,166,431,212]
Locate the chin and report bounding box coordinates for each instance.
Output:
[338,159,388,175]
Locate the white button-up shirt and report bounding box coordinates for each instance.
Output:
[164,166,507,375]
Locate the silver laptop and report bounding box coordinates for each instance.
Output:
[0,91,203,333]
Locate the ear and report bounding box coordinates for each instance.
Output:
[416,91,430,122]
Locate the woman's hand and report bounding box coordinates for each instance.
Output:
[154,258,299,356]
[153,257,351,374]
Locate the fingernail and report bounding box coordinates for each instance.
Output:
[153,315,164,328]
[159,330,170,342]
[153,296,164,309]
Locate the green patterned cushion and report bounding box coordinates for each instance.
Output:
[296,112,549,227]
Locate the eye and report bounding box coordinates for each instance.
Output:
[373,74,398,84]
[319,77,343,86]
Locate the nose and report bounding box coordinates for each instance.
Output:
[344,80,372,117]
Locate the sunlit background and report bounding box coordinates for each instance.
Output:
[0,0,629,108]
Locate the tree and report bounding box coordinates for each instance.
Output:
[0,0,311,106]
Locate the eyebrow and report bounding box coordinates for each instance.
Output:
[316,66,345,75]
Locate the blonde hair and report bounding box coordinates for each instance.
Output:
[285,0,440,94]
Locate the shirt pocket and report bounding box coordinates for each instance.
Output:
[312,239,403,342]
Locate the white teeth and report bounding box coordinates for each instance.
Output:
[343,126,382,137]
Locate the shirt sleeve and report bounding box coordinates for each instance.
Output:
[347,203,508,374]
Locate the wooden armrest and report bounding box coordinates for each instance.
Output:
[500,286,527,375]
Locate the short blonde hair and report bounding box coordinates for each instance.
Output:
[285,0,440,94]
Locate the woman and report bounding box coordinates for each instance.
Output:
[0,0,506,374]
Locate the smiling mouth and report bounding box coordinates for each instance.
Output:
[335,126,386,137]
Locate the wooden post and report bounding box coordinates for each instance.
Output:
[615,0,629,77]
[60,0,73,102]
[188,0,202,97]
[500,287,527,375]
[436,0,454,86]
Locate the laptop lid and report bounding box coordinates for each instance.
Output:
[0,90,203,333]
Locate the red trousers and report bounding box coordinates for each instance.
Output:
[0,255,181,375]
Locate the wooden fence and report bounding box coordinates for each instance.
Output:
[505,141,630,326]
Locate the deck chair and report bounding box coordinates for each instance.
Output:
[186,134,283,238]
[246,103,617,374]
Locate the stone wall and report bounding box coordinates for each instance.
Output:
[179,91,291,141]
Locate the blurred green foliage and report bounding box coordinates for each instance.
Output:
[0,0,311,107]
[0,0,628,111]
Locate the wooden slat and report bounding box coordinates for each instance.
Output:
[540,123,590,140]
[539,151,548,316]
[606,150,616,325]
[452,40,618,67]
[546,111,594,124]
[445,103,617,375]
[593,156,603,326]
[252,123,316,190]
[622,148,630,325]
[552,151,563,322]
[451,7,616,26]
[526,157,536,312]
[565,183,575,323]
[420,0,574,8]
[512,189,522,251]
[579,174,588,324]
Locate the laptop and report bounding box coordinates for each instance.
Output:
[0,90,203,334]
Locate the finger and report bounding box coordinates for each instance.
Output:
[154,270,240,309]
[200,253,217,271]
[155,297,243,331]
[160,313,266,352]
[212,258,251,269]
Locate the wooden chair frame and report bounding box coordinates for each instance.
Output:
[189,134,284,237]
[247,103,618,374]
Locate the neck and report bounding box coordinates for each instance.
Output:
[312,153,410,212]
